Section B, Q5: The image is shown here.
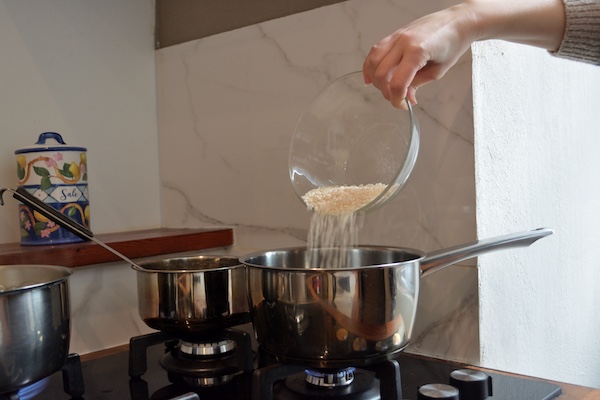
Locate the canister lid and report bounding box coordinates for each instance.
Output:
[14,132,87,154]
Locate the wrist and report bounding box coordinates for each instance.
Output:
[449,1,486,45]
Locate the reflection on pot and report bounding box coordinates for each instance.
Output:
[246,250,419,369]
[242,229,553,369]
[134,256,251,336]
[0,265,72,394]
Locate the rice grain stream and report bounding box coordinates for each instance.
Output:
[302,183,388,269]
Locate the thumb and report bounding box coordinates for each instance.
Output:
[406,85,419,106]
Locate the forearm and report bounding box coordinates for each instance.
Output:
[362,0,579,109]
[458,0,567,51]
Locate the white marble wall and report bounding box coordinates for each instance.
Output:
[156,0,480,364]
[68,260,153,353]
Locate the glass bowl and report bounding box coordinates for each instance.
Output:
[289,71,420,214]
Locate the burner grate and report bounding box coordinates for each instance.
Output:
[252,359,402,400]
[0,354,83,400]
[128,329,253,399]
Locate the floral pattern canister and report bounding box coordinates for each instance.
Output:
[15,132,89,245]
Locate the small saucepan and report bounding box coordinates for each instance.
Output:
[0,187,251,338]
[0,265,72,394]
[134,255,250,337]
[240,228,553,369]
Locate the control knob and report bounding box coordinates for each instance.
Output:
[449,369,493,400]
[418,383,459,400]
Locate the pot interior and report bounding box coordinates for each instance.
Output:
[136,255,243,272]
[0,265,71,293]
[241,246,425,271]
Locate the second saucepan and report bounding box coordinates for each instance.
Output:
[133,255,250,337]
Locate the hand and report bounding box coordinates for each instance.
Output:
[362,0,565,109]
[362,4,476,109]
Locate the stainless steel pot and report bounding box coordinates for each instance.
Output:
[0,265,72,394]
[0,188,252,339]
[241,228,553,369]
[134,256,250,336]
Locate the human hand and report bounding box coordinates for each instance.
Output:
[363,0,566,109]
[362,3,477,109]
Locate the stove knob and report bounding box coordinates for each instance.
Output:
[418,383,460,400]
[449,369,493,400]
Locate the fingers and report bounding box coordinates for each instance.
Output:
[363,35,428,109]
[387,52,426,108]
[363,41,390,91]
[363,3,476,109]
[363,39,407,105]
[364,39,457,109]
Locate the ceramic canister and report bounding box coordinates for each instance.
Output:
[15,132,89,245]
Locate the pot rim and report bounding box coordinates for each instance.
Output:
[132,255,245,274]
[0,264,72,294]
[239,245,427,272]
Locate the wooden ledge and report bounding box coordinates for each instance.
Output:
[0,227,234,268]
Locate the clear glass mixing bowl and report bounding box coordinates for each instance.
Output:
[289,71,420,214]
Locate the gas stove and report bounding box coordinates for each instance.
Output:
[5,326,562,400]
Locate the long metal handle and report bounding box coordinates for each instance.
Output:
[1,187,95,239]
[0,187,141,268]
[420,227,554,278]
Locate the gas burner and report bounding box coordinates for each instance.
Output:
[179,339,236,356]
[128,328,254,399]
[252,359,402,400]
[0,353,84,400]
[274,368,380,400]
[160,345,241,387]
[305,367,355,388]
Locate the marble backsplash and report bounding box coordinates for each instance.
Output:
[63,0,478,363]
[153,0,479,364]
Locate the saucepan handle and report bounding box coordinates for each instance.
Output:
[0,187,94,241]
[420,227,553,278]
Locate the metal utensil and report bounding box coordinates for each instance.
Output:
[0,187,141,268]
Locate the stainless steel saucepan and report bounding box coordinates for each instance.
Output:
[240,228,553,369]
[0,265,72,394]
[134,255,250,336]
[0,187,251,337]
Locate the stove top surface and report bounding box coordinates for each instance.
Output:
[13,340,561,400]
[8,326,560,400]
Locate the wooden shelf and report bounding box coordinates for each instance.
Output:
[0,227,234,268]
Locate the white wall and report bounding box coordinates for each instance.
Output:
[0,0,162,355]
[473,41,600,387]
[0,0,161,243]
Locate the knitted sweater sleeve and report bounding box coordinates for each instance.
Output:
[553,0,600,64]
